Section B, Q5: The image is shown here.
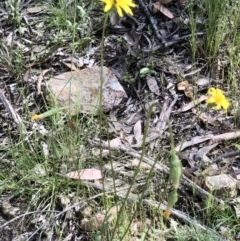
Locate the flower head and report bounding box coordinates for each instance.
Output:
[101,0,136,17]
[164,189,178,219]
[31,107,67,121]
[31,114,41,121]
[206,87,230,111]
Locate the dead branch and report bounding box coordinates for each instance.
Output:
[90,140,223,205]
[210,130,240,143]
[81,164,226,240]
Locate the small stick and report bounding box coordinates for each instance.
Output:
[0,90,22,124]
[91,141,223,204]
[214,149,240,161]
[138,0,166,43]
[211,130,240,143]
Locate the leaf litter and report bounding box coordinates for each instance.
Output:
[0,0,239,240]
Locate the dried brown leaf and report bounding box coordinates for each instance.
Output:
[66,168,102,180]
[177,81,189,91]
[133,120,142,144]
[104,137,122,148]
[195,143,218,163]
[119,129,125,139]
[176,95,207,112]
[146,76,160,95]
[63,62,79,71]
[66,119,77,132]
[177,80,193,98]
[23,69,31,82]
[153,2,174,19]
[125,135,134,145]
[25,6,44,13]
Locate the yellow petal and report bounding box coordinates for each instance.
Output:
[207,87,216,96]
[215,88,224,96]
[104,3,112,12]
[214,104,222,110]
[120,4,133,15]
[206,87,230,111]
[221,99,230,110]
[102,0,113,12]
[116,5,123,17]
[119,0,136,7]
[206,97,216,104]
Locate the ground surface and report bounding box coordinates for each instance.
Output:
[0,0,240,240]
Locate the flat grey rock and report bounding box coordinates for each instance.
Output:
[47,66,127,115]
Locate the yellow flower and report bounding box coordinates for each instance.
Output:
[101,0,136,17]
[206,87,230,111]
[31,107,66,121]
[31,114,41,121]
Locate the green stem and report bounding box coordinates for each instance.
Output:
[99,12,112,239]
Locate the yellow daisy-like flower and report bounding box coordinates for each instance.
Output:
[31,114,41,121]
[206,87,230,111]
[101,0,136,17]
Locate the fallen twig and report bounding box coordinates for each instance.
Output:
[89,180,221,236]
[214,149,240,161]
[138,0,166,43]
[0,90,22,125]
[89,142,227,240]
[176,130,240,152]
[59,176,225,240]
[90,141,223,204]
[175,134,214,152]
[175,95,208,113]
[164,32,205,47]
[210,130,240,143]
